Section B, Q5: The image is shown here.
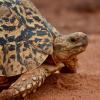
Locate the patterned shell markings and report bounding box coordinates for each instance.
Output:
[0,0,53,76]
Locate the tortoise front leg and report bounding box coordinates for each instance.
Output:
[0,63,64,99]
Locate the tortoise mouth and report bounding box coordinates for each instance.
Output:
[75,46,86,52]
[67,46,87,59]
[72,41,88,49]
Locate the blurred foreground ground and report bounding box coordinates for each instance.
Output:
[26,0,100,100]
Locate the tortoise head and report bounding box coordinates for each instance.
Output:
[53,32,88,62]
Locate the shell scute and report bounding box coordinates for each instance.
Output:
[0,0,53,76]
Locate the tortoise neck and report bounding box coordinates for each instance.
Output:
[51,53,61,65]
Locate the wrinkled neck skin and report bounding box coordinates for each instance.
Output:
[52,50,75,65]
[52,46,79,70]
[52,36,73,64]
[52,41,72,65]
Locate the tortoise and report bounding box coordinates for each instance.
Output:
[0,0,88,99]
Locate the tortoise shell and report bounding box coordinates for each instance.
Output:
[0,0,60,76]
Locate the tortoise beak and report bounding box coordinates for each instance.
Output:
[79,32,88,47]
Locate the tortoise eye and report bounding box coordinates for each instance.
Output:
[70,37,77,43]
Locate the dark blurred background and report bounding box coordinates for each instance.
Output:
[32,0,100,34]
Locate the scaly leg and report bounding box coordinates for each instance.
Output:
[0,63,64,100]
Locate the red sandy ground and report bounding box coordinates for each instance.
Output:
[24,0,100,100]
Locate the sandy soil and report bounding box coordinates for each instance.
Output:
[24,0,100,100]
